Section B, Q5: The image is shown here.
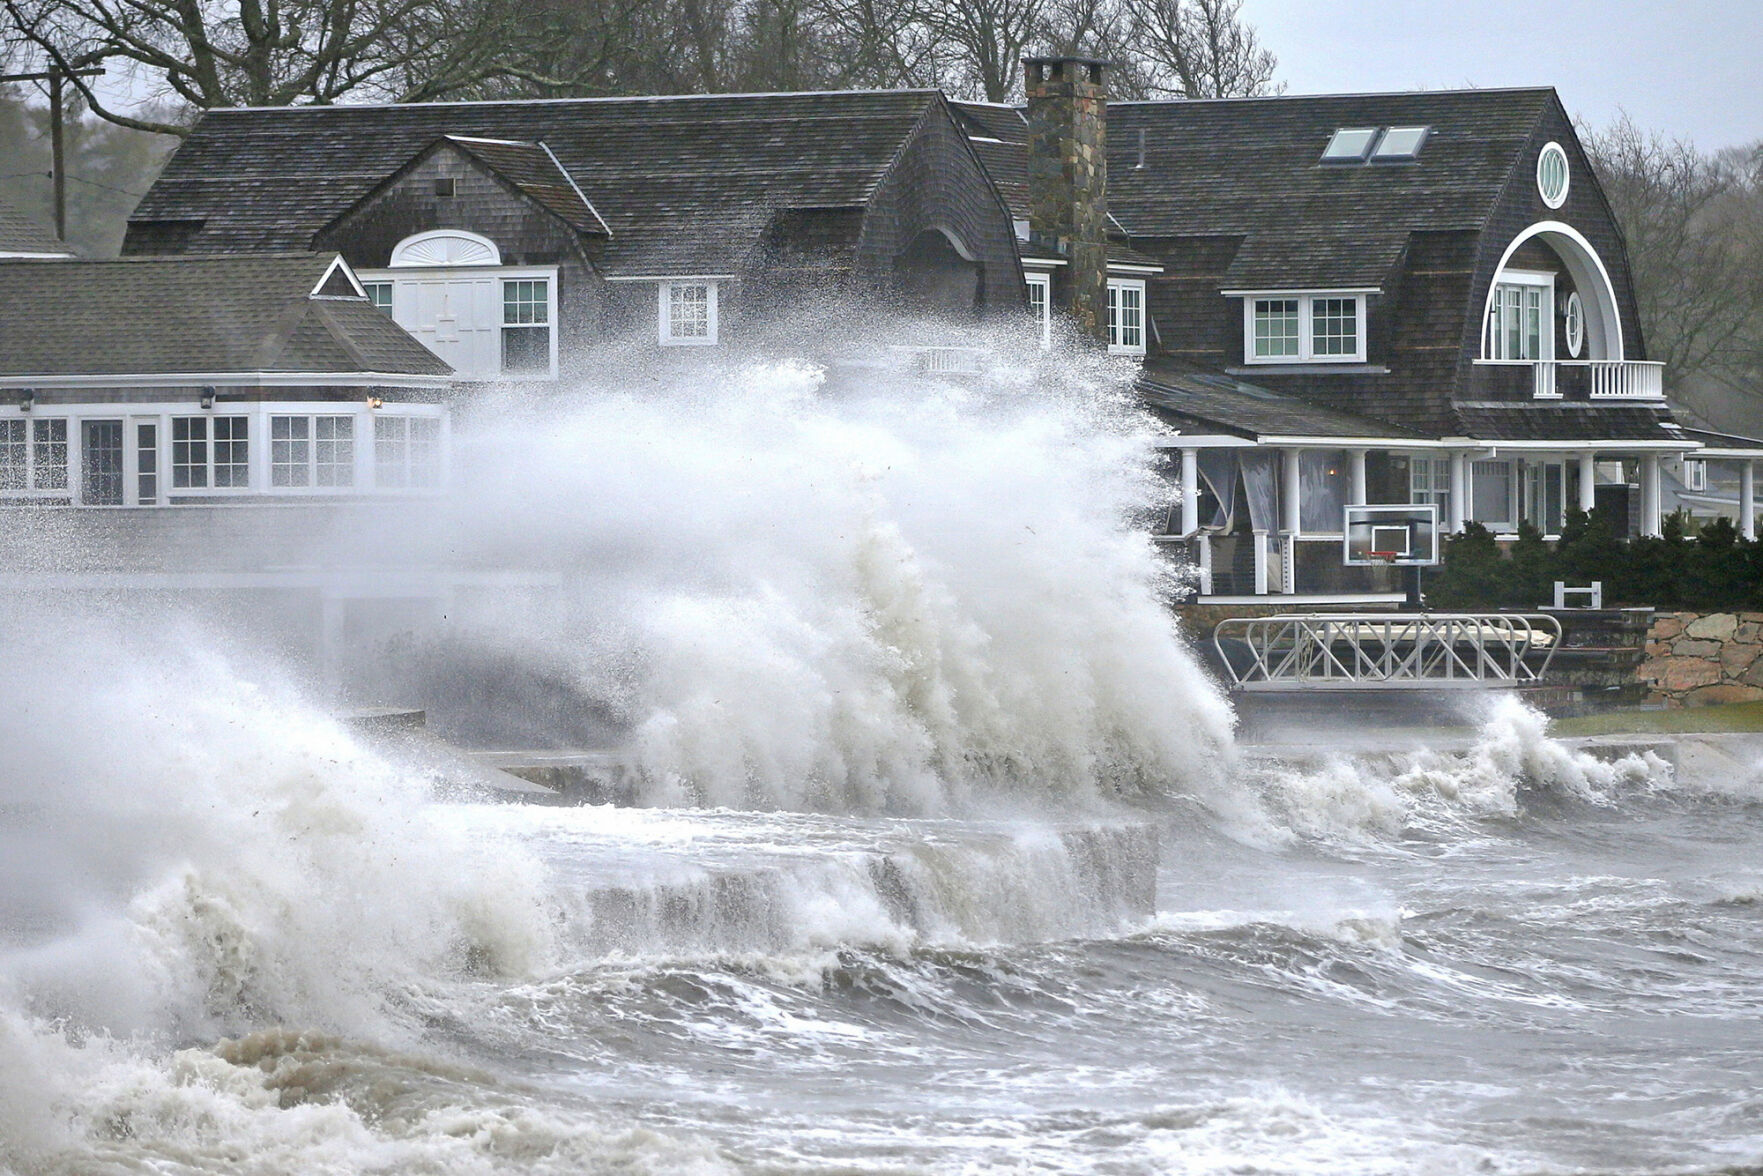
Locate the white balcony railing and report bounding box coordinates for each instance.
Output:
[1587,359,1665,399]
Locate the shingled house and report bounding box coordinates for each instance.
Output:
[123,90,1024,381]
[0,254,450,506]
[962,70,1763,602]
[0,196,73,260]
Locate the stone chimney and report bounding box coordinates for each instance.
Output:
[1024,56,1109,340]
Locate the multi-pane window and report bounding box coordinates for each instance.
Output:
[0,418,68,492]
[660,281,718,345]
[363,282,393,313]
[1248,294,1364,362]
[1026,272,1051,348]
[1310,298,1359,356]
[1253,299,1301,359]
[1410,456,1451,519]
[172,416,247,489]
[1486,278,1551,361]
[1107,278,1146,355]
[136,422,158,505]
[374,416,442,489]
[274,415,356,487]
[502,278,551,374]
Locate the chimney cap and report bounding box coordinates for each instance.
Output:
[1022,55,1112,69]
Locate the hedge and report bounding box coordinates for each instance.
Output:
[1423,507,1763,610]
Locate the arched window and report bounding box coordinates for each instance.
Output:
[389,230,501,268]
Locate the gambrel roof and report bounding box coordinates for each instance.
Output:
[129,90,962,277]
[1108,88,1561,289]
[0,254,451,380]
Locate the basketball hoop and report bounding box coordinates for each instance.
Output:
[1368,550,1400,564]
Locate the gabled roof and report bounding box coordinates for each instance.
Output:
[435,136,609,234]
[1109,88,1559,288]
[0,196,73,258]
[131,90,950,277]
[1140,358,1425,441]
[0,254,452,380]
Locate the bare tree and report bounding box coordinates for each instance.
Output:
[1585,114,1763,406]
[1126,0,1279,99]
[0,0,646,135]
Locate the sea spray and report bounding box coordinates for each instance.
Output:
[360,349,1236,812]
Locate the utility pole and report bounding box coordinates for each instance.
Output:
[0,66,105,242]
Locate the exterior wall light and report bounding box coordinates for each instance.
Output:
[18,390,33,412]
[368,396,384,409]
[200,386,217,410]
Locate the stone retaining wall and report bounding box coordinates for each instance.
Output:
[1639,611,1763,706]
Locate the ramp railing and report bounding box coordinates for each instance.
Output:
[1212,613,1560,692]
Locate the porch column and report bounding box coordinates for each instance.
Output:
[1282,447,1302,535]
[1348,449,1368,506]
[1578,452,1597,514]
[1640,453,1663,537]
[1448,451,1468,531]
[1743,461,1757,541]
[1180,447,1199,536]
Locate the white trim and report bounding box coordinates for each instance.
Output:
[309,254,368,299]
[1106,277,1147,356]
[658,279,719,346]
[1106,263,1164,275]
[0,249,74,259]
[356,263,559,381]
[606,273,738,283]
[1242,292,1368,364]
[1222,286,1380,298]
[1537,141,1571,209]
[1025,271,1052,349]
[388,229,502,268]
[539,141,612,235]
[1564,291,1584,358]
[1020,257,1068,269]
[1481,221,1624,360]
[0,371,451,389]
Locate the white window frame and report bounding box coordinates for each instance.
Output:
[362,281,393,314]
[1537,142,1570,209]
[1107,277,1146,356]
[0,417,70,498]
[1026,271,1052,349]
[1563,290,1585,358]
[271,413,359,489]
[1483,269,1555,363]
[1241,292,1367,364]
[1682,458,1708,493]
[170,414,251,493]
[659,280,719,346]
[373,413,445,491]
[1409,455,1452,520]
[1470,458,1518,533]
[356,264,560,381]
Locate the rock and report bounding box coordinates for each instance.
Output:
[1637,657,1672,684]
[1683,683,1763,706]
[1662,657,1723,693]
[1745,658,1763,688]
[1721,642,1762,672]
[1687,613,1740,641]
[1645,641,1671,657]
[1650,617,1685,640]
[1742,612,1763,624]
[1738,622,1763,644]
[1672,639,1722,659]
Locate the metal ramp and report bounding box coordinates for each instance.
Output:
[1213,613,1560,692]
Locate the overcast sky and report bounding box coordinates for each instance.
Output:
[1248,0,1762,149]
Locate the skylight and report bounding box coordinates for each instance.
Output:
[1321,127,1379,162]
[1372,126,1429,160]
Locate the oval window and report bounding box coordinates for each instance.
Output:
[1564,290,1584,357]
[1537,142,1570,208]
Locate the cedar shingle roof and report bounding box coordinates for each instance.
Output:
[0,196,72,257]
[1452,402,1685,444]
[1140,359,1424,441]
[1110,88,1557,288]
[132,90,947,276]
[439,136,609,234]
[0,254,451,378]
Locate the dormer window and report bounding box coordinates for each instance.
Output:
[1243,293,1366,363]
[1322,128,1379,163]
[1107,278,1146,356]
[660,280,718,346]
